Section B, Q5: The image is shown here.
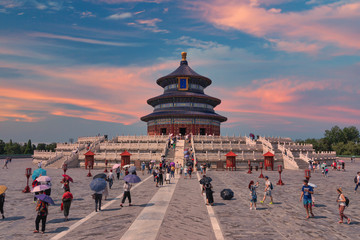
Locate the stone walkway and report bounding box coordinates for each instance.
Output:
[1,158,360,240]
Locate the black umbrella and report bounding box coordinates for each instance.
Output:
[221,189,234,200]
[186,161,193,166]
[93,173,107,179]
[199,177,212,185]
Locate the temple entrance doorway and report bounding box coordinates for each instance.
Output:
[200,128,206,135]
[161,128,167,135]
[180,128,186,136]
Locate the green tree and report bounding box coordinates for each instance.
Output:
[324,125,345,148]
[24,139,33,154]
[0,139,5,154]
[45,143,57,152]
[342,126,360,143]
[36,143,46,151]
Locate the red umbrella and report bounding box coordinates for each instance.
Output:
[62,174,73,182]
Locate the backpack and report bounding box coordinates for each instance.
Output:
[354,176,358,184]
[345,197,350,207]
[270,182,273,190]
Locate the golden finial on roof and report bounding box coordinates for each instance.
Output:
[181,52,187,61]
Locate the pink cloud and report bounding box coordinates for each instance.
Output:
[192,0,360,52]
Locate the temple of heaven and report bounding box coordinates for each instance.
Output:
[141,52,227,136]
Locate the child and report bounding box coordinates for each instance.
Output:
[165,172,171,184]
[249,181,259,210]
[300,179,314,219]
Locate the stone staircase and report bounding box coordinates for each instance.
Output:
[174,140,185,166]
[294,158,309,169]
[164,147,175,163]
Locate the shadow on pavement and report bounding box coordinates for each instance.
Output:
[349,221,359,225]
[47,227,69,233]
[312,216,327,219]
[48,217,83,223]
[1,216,25,221]
[314,204,327,207]
[212,202,225,206]
[102,207,122,211]
[138,203,155,208]
[72,198,84,201]
[255,208,267,210]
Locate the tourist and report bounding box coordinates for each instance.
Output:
[61,178,70,193]
[202,182,214,206]
[158,168,164,186]
[0,191,5,219]
[175,161,179,174]
[165,172,171,184]
[203,164,207,174]
[44,181,51,196]
[299,179,314,219]
[354,172,360,193]
[170,165,175,178]
[120,181,132,207]
[188,166,192,179]
[107,170,114,189]
[180,165,183,176]
[38,160,42,169]
[336,188,351,224]
[93,189,103,212]
[249,181,259,210]
[154,167,159,183]
[200,164,204,174]
[2,157,10,169]
[116,167,121,180]
[341,161,345,171]
[324,166,329,177]
[125,167,129,176]
[260,176,273,204]
[103,184,109,200]
[62,190,73,221]
[141,162,145,175]
[34,196,48,234]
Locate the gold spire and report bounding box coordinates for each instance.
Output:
[181,52,187,61]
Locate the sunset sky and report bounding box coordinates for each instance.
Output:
[0,0,359,143]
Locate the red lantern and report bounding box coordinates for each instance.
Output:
[104,159,108,173]
[277,165,284,185]
[258,162,264,178]
[305,169,311,181]
[22,168,32,193]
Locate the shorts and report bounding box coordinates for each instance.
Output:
[264,190,272,197]
[184,172,187,176]
[303,199,312,206]
[250,196,257,203]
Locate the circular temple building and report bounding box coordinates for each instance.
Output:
[141,52,227,136]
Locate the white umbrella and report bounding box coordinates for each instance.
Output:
[123,164,131,168]
[308,183,317,188]
[112,164,121,169]
[31,185,50,193]
[36,176,52,182]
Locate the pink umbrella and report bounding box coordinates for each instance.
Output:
[31,185,50,193]
[338,160,344,163]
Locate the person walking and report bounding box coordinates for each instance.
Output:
[107,170,114,189]
[61,190,73,221]
[116,167,121,180]
[184,166,188,179]
[249,181,259,210]
[299,179,314,219]
[260,176,273,204]
[120,181,132,207]
[202,182,214,206]
[354,172,360,193]
[141,162,146,175]
[34,197,48,234]
[2,158,10,169]
[93,190,103,212]
[170,165,175,178]
[175,162,179,174]
[188,166,192,179]
[203,164,207,174]
[61,178,70,193]
[337,188,351,224]
[0,192,5,219]
[158,168,164,186]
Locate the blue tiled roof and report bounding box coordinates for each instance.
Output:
[141,110,227,122]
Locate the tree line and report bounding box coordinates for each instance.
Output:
[296,126,360,156]
[0,139,56,155]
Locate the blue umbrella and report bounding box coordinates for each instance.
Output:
[32,168,47,180]
[129,166,136,173]
[123,174,141,183]
[35,194,55,205]
[90,178,107,192]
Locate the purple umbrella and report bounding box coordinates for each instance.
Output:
[31,185,50,193]
[170,162,175,166]
[35,194,55,205]
[123,174,141,183]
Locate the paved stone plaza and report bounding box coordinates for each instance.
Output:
[0,158,359,240]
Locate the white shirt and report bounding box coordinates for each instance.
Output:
[123,182,132,192]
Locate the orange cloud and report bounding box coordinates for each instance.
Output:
[193,0,360,52]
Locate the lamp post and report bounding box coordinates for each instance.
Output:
[277,165,284,185]
[22,168,32,193]
[259,162,264,178]
[104,159,108,173]
[247,160,252,174]
[305,169,311,181]
[87,161,92,177]
[62,163,68,175]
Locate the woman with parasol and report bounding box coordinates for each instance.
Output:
[62,190,73,221]
[34,192,55,234]
[201,176,214,206]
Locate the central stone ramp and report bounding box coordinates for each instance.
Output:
[157,177,216,240]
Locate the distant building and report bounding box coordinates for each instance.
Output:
[141,52,227,136]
